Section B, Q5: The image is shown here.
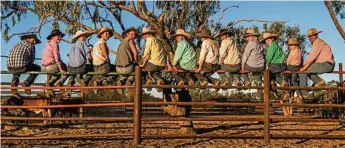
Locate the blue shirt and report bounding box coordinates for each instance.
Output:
[68,41,89,67]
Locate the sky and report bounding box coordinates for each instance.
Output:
[1,1,344,96]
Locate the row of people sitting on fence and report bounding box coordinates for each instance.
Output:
[7,26,335,100]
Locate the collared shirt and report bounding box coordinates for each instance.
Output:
[92,39,108,66]
[305,38,334,64]
[173,39,197,71]
[286,47,302,66]
[143,36,165,66]
[219,37,241,65]
[116,38,134,66]
[7,40,35,68]
[42,40,62,66]
[242,40,265,68]
[199,39,219,65]
[266,41,285,64]
[68,41,89,67]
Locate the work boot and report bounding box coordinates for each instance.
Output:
[283,93,290,101]
[45,82,53,97]
[188,79,195,90]
[281,80,288,88]
[156,79,164,92]
[56,82,65,95]
[176,79,184,91]
[244,81,251,87]
[200,80,208,89]
[10,81,18,95]
[80,80,88,94]
[66,80,73,95]
[296,95,304,104]
[21,81,31,95]
[145,79,153,91]
[222,80,230,91]
[93,81,99,94]
[214,80,221,91]
[235,80,242,86]
[116,80,123,95]
[316,80,326,88]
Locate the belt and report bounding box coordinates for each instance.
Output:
[68,64,85,69]
[42,62,56,67]
[116,64,132,68]
[223,63,241,66]
[94,62,107,68]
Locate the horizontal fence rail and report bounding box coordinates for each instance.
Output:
[1,63,344,145]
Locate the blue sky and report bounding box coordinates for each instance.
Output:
[1,1,344,88]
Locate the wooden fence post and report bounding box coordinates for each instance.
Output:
[264,69,271,145]
[133,66,142,145]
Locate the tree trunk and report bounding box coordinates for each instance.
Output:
[324,1,345,41]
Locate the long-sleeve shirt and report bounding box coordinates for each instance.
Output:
[219,37,241,65]
[172,39,197,71]
[266,41,285,64]
[241,40,265,68]
[198,39,219,65]
[42,40,62,66]
[142,36,165,66]
[305,38,334,64]
[286,47,302,66]
[68,41,89,67]
[7,40,35,68]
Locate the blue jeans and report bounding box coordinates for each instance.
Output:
[67,64,93,85]
[269,63,286,85]
[8,64,41,85]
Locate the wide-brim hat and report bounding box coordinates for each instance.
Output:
[286,38,300,45]
[71,30,92,43]
[97,27,114,38]
[196,28,214,39]
[260,32,278,43]
[140,27,156,36]
[122,27,138,37]
[243,28,260,38]
[47,29,65,40]
[170,29,192,40]
[215,29,233,37]
[307,28,322,37]
[20,34,41,44]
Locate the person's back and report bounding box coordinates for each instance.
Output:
[244,41,265,68]
[116,38,133,67]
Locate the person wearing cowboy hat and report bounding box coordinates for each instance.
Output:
[42,29,68,96]
[7,34,42,96]
[241,28,265,87]
[115,27,139,95]
[66,30,93,96]
[215,29,242,88]
[300,28,335,88]
[170,29,197,89]
[284,38,304,116]
[194,28,220,88]
[261,32,288,88]
[139,26,167,92]
[92,26,115,94]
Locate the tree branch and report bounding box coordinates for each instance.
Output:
[217,2,240,25]
[228,19,289,28]
[325,1,345,40]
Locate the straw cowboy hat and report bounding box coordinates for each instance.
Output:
[307,28,322,37]
[97,26,114,38]
[170,29,192,40]
[215,29,233,37]
[243,28,260,38]
[47,29,65,40]
[71,30,92,43]
[260,32,278,43]
[122,27,138,37]
[140,27,156,36]
[286,38,300,45]
[196,28,214,39]
[20,34,41,44]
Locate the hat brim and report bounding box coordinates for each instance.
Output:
[286,42,299,45]
[215,31,234,37]
[307,31,322,37]
[47,33,65,40]
[260,35,278,43]
[139,30,156,36]
[122,28,138,37]
[71,32,92,43]
[97,29,114,38]
[243,33,260,38]
[20,35,41,44]
[196,33,214,39]
[170,33,192,40]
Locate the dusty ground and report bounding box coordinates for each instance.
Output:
[2,119,345,148]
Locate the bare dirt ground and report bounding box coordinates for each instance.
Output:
[2,119,345,148]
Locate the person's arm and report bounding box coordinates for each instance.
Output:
[140,38,152,67]
[52,43,66,74]
[301,41,322,71]
[99,43,109,63]
[129,39,138,64]
[219,41,227,65]
[195,42,208,73]
[241,43,252,70]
